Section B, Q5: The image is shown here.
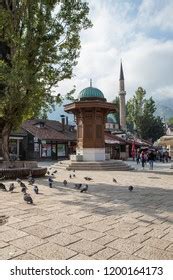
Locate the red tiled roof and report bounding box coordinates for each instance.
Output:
[22,119,76,141]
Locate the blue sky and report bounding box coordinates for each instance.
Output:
[54,0,173,103]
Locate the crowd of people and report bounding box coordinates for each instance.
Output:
[134,148,171,170]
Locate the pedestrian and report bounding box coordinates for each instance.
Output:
[164,150,169,163]
[148,151,155,170]
[136,150,140,164]
[141,151,145,169]
[48,177,53,188]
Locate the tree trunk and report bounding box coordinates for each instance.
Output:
[1,123,12,161]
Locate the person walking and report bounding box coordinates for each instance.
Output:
[148,151,155,170]
[136,150,140,164]
[141,151,145,169]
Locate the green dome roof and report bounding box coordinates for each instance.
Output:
[79,87,105,101]
[107,113,117,123]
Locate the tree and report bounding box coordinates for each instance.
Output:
[0,0,92,160]
[168,117,173,125]
[127,87,165,142]
[126,87,146,130]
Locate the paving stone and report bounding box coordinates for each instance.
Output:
[13,253,41,260]
[142,237,172,250]
[107,238,143,255]
[74,230,105,241]
[46,232,81,246]
[10,235,46,250]
[0,245,25,260]
[92,247,118,260]
[127,212,144,219]
[22,224,59,238]
[0,229,28,242]
[135,221,152,227]
[131,226,153,235]
[60,225,85,234]
[75,216,104,226]
[112,221,138,231]
[138,215,157,222]
[0,241,9,248]
[0,225,12,233]
[24,215,50,223]
[109,252,142,260]
[68,212,92,219]
[9,220,37,230]
[68,254,93,260]
[68,239,105,256]
[128,234,150,244]
[29,242,77,260]
[39,219,70,229]
[166,244,173,252]
[134,246,173,260]
[95,235,118,246]
[161,232,173,242]
[106,228,135,239]
[6,217,23,225]
[145,228,169,239]
[84,222,114,232]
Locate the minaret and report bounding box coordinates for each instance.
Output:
[119,61,126,130]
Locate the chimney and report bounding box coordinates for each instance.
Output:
[60,115,65,131]
[66,116,68,126]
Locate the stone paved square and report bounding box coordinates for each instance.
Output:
[0,165,173,260]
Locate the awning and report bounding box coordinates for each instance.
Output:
[105,139,124,144]
[158,136,173,145]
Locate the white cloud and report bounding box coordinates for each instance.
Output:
[55,0,173,104]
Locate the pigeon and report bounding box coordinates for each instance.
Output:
[69,174,72,179]
[0,215,8,225]
[63,180,67,186]
[74,183,82,189]
[21,185,27,193]
[23,193,33,204]
[84,177,92,181]
[33,185,39,194]
[16,178,21,184]
[113,178,117,183]
[20,181,27,188]
[128,185,134,192]
[0,183,7,191]
[9,183,15,192]
[53,170,57,174]
[48,177,53,188]
[80,184,88,193]
[28,176,35,185]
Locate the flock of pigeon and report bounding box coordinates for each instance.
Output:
[0,167,134,206]
[47,168,89,193]
[0,173,39,204]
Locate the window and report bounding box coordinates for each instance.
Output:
[57,144,66,157]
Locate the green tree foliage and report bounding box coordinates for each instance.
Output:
[168,117,173,125]
[0,0,92,160]
[127,87,165,142]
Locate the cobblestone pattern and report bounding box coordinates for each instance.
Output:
[0,165,172,260]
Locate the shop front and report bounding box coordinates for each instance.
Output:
[40,141,67,160]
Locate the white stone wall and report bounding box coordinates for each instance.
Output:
[76,148,105,161]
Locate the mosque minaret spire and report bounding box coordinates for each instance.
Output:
[119,60,126,130]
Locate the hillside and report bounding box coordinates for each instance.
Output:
[155,98,173,121]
